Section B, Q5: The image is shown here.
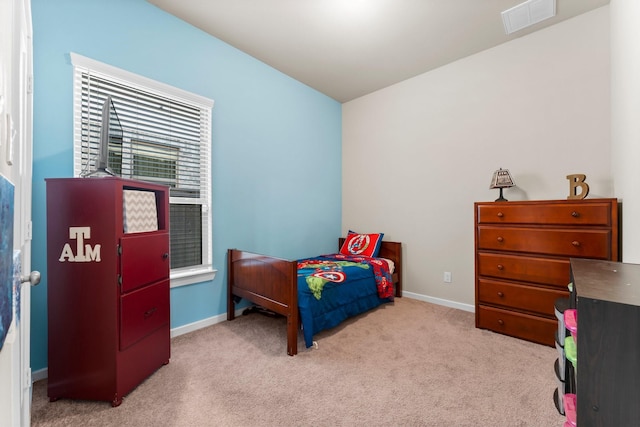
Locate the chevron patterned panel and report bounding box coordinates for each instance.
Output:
[123,190,158,233]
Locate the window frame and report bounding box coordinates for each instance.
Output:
[70,52,216,287]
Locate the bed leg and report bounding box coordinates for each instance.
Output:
[227,294,236,321]
[287,314,298,356]
[227,249,235,321]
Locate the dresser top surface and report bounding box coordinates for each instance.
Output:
[475,198,618,205]
[571,258,640,306]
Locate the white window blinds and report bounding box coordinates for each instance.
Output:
[71,53,213,274]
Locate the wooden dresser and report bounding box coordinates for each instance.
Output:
[474,199,619,346]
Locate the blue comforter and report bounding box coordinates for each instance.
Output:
[296,254,393,348]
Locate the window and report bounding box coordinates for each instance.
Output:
[71,53,215,287]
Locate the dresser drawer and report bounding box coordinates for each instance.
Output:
[477,252,570,287]
[477,305,557,346]
[120,280,170,350]
[477,226,612,259]
[476,202,613,226]
[478,278,567,316]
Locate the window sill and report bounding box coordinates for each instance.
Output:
[170,266,217,288]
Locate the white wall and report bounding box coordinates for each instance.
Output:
[611,0,640,263]
[342,7,611,308]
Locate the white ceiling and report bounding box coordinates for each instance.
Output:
[147,0,609,103]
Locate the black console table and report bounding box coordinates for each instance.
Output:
[571,258,640,427]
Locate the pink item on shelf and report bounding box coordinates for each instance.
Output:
[564,393,577,426]
[564,309,578,340]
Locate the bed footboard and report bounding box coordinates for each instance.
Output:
[227,249,299,355]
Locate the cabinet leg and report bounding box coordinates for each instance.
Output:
[111,395,122,407]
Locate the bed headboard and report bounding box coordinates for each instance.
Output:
[338,238,403,298]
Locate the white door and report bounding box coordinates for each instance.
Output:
[0,0,34,426]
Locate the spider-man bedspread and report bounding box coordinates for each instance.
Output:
[296,253,394,348]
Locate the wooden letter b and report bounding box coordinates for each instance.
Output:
[567,174,589,200]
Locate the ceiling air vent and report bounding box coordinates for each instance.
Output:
[501,0,556,35]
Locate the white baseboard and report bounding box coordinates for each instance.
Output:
[170,313,226,338]
[402,291,475,313]
[171,307,248,338]
[32,368,47,383]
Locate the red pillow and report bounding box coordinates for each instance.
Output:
[340,232,384,257]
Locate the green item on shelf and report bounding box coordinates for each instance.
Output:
[565,335,577,367]
[567,282,573,292]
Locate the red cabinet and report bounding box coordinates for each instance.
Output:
[46,177,170,407]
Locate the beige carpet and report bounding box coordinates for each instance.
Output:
[31,298,565,426]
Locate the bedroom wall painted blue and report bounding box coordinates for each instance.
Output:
[30,0,342,371]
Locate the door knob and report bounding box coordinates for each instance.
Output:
[21,271,41,286]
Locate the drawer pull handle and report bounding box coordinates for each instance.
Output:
[497,292,504,298]
[144,307,158,319]
[571,211,580,218]
[497,236,504,242]
[497,319,504,325]
[497,264,504,270]
[572,241,581,247]
[497,212,504,218]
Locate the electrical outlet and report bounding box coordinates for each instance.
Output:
[444,272,452,283]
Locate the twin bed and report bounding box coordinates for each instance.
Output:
[227,238,403,355]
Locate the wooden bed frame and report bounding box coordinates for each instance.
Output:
[227,239,403,356]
